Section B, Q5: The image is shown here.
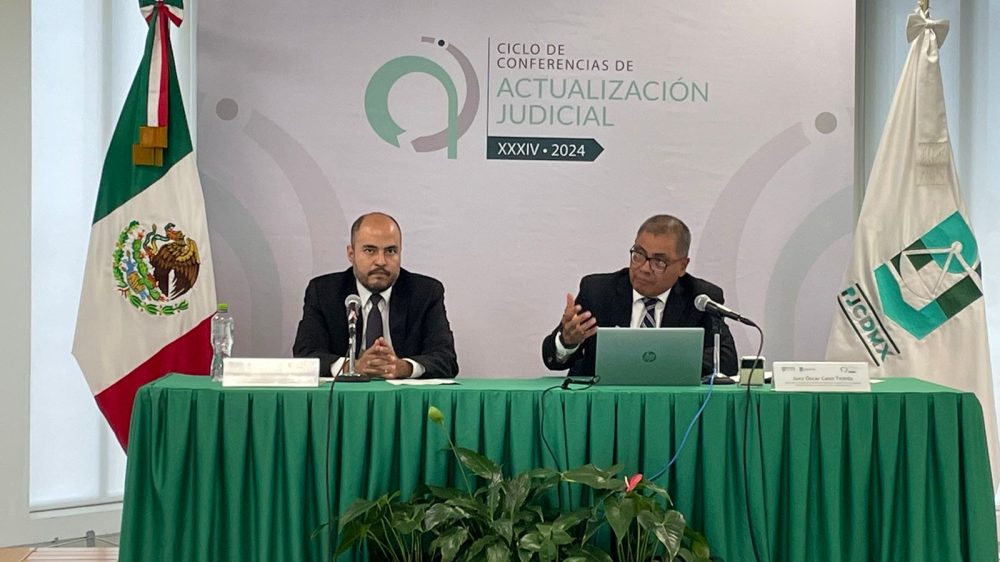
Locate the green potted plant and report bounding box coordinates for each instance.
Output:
[330,406,719,562]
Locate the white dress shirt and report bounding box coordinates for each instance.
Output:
[328,281,425,377]
[554,287,673,361]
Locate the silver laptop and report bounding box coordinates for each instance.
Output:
[594,327,704,386]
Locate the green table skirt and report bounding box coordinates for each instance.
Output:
[118,375,997,562]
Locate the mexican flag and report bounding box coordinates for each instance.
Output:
[826,9,999,485]
[73,0,216,450]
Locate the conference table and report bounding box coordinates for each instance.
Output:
[117,375,997,562]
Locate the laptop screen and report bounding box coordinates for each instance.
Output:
[594,327,704,386]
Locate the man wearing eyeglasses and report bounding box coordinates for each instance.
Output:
[541,214,737,380]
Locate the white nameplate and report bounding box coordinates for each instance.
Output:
[222,357,320,387]
[771,361,870,392]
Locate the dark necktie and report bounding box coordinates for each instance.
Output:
[365,293,384,350]
[641,297,659,328]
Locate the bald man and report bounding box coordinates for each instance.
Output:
[293,212,459,378]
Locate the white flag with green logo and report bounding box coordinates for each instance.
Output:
[72,0,217,450]
[826,9,998,485]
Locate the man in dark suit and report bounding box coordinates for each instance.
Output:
[542,215,737,380]
[293,212,458,378]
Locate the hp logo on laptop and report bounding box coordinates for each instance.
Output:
[642,351,657,363]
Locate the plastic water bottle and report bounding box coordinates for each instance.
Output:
[210,303,234,382]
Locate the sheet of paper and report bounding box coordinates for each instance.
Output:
[384,378,459,386]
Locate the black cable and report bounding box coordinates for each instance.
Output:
[539,383,564,471]
[539,377,600,472]
[741,325,765,562]
[324,363,340,561]
[540,376,599,510]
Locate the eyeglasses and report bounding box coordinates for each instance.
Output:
[629,245,682,273]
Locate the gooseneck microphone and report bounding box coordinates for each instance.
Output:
[339,294,369,381]
[694,294,758,327]
[344,294,362,323]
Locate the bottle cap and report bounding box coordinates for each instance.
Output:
[217,303,229,313]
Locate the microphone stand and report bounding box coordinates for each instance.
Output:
[337,312,370,382]
[702,314,738,385]
[347,318,358,375]
[709,315,721,385]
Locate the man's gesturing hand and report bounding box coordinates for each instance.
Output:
[559,293,597,348]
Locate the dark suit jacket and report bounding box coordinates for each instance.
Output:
[292,267,458,378]
[541,268,738,378]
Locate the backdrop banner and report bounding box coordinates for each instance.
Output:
[197,1,855,376]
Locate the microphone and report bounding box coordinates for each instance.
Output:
[344,294,362,323]
[340,294,369,382]
[694,294,757,327]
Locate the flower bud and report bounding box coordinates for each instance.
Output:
[427,406,445,425]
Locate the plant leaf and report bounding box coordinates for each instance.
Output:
[693,540,711,559]
[525,468,562,497]
[675,547,697,562]
[488,479,502,518]
[425,503,464,532]
[685,525,712,559]
[431,527,470,562]
[333,521,370,556]
[494,518,514,543]
[631,494,658,515]
[337,497,376,529]
[428,484,461,500]
[518,531,544,552]
[447,496,488,518]
[539,539,558,562]
[395,504,424,535]
[485,541,513,562]
[309,521,328,539]
[561,464,624,490]
[455,447,502,481]
[553,509,588,533]
[466,536,496,559]
[550,527,574,546]
[582,516,605,544]
[525,467,560,480]
[637,479,671,501]
[503,473,532,516]
[564,544,614,562]
[651,510,686,560]
[603,496,635,542]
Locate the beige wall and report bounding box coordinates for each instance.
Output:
[0,0,34,545]
[0,0,120,545]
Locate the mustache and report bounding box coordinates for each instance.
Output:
[368,268,391,276]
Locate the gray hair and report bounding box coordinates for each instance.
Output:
[637,215,691,257]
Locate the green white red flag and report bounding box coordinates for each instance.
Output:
[73,0,216,449]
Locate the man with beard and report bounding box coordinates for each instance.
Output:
[293,212,458,378]
[541,214,737,380]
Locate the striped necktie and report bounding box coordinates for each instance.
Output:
[641,297,659,328]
